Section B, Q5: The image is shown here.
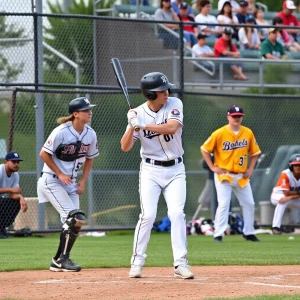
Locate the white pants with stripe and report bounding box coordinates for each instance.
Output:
[213,173,255,238]
[271,192,300,228]
[131,161,188,267]
[37,173,79,223]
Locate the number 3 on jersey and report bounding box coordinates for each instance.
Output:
[238,155,247,166]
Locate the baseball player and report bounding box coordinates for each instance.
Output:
[201,104,261,242]
[37,97,99,272]
[121,72,194,279]
[0,151,27,238]
[271,154,300,235]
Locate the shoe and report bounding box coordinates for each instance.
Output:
[214,236,223,242]
[50,257,81,272]
[0,229,8,239]
[243,234,260,242]
[272,227,282,235]
[174,265,194,279]
[129,264,143,278]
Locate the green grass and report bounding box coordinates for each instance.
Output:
[205,296,300,300]
[0,232,299,272]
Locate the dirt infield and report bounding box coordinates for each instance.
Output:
[1,266,300,299]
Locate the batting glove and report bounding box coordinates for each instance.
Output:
[127,109,137,124]
[131,117,145,130]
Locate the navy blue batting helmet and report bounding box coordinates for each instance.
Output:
[68,97,96,114]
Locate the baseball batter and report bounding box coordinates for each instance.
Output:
[201,104,261,242]
[121,72,194,279]
[37,97,99,272]
[271,154,300,234]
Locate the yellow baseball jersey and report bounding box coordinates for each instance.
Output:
[201,125,261,173]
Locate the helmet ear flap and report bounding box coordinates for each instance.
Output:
[142,89,157,101]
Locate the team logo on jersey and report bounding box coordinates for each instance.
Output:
[171,108,180,116]
[222,139,248,151]
[143,130,160,139]
[281,179,286,186]
[47,139,52,146]
[161,76,167,83]
[78,143,90,157]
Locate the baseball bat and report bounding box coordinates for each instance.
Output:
[111,58,140,132]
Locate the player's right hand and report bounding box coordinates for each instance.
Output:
[58,173,72,185]
[10,187,21,194]
[211,166,227,175]
[127,109,137,124]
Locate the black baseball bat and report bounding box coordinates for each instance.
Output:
[111,58,140,132]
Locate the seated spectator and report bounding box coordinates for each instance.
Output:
[218,0,240,13]
[273,16,300,52]
[276,1,300,42]
[171,0,194,16]
[192,33,215,70]
[236,0,251,24]
[254,8,269,41]
[195,0,222,39]
[261,28,288,59]
[130,0,150,5]
[0,151,28,239]
[214,27,248,80]
[238,14,261,50]
[178,2,198,47]
[217,1,239,40]
[247,0,256,14]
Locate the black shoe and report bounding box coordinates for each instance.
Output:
[214,236,223,242]
[272,227,282,235]
[0,229,8,239]
[50,257,81,272]
[243,234,260,242]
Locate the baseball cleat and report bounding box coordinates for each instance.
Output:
[174,265,194,279]
[272,227,282,235]
[214,236,223,242]
[243,234,260,242]
[129,264,143,278]
[50,257,81,272]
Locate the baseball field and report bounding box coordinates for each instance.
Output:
[0,231,300,299]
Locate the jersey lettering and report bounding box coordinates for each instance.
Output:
[62,145,76,155]
[143,130,160,139]
[78,143,90,157]
[222,139,248,151]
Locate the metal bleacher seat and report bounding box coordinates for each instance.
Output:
[113,4,157,16]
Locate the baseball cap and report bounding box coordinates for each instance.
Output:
[180,2,188,9]
[268,27,278,34]
[245,14,255,22]
[283,0,296,9]
[197,33,207,39]
[5,151,23,161]
[227,105,245,116]
[239,0,248,7]
[223,27,234,35]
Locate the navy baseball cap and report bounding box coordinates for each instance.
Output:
[180,2,188,9]
[245,14,255,22]
[5,151,23,161]
[227,105,245,116]
[239,0,248,7]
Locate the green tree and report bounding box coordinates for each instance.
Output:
[0,15,25,82]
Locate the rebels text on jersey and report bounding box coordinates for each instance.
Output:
[42,121,99,178]
[128,97,184,161]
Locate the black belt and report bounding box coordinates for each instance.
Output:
[41,172,58,179]
[145,157,182,167]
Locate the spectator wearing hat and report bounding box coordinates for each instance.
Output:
[177,2,198,47]
[238,14,261,50]
[171,0,194,16]
[192,33,215,70]
[195,0,222,39]
[236,0,252,24]
[0,151,27,238]
[218,0,240,13]
[276,1,300,42]
[261,28,288,59]
[214,27,248,80]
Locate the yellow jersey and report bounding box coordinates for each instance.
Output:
[201,125,261,174]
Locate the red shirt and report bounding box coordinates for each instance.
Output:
[276,11,299,26]
[177,15,196,33]
[214,37,238,57]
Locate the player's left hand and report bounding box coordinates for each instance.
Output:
[242,168,254,179]
[76,180,86,195]
[131,117,145,130]
[20,196,28,212]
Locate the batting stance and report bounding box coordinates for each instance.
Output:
[271,154,300,235]
[201,105,261,242]
[37,97,99,272]
[121,72,194,279]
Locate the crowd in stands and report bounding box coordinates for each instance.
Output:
[150,0,300,80]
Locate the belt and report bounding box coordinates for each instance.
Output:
[145,157,182,167]
[41,172,58,179]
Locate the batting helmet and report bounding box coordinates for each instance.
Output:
[68,97,96,114]
[289,153,300,171]
[140,72,174,100]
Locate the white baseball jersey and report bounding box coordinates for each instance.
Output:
[0,164,19,197]
[128,97,184,161]
[272,169,300,195]
[42,121,99,178]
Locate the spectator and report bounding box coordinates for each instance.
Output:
[130,0,150,5]
[261,28,288,59]
[214,27,248,80]
[195,0,222,39]
[0,151,28,239]
[192,33,215,70]
[254,8,269,41]
[236,0,251,24]
[247,0,256,14]
[217,1,239,40]
[273,16,300,52]
[238,14,261,50]
[218,0,240,13]
[171,0,194,16]
[178,2,198,47]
